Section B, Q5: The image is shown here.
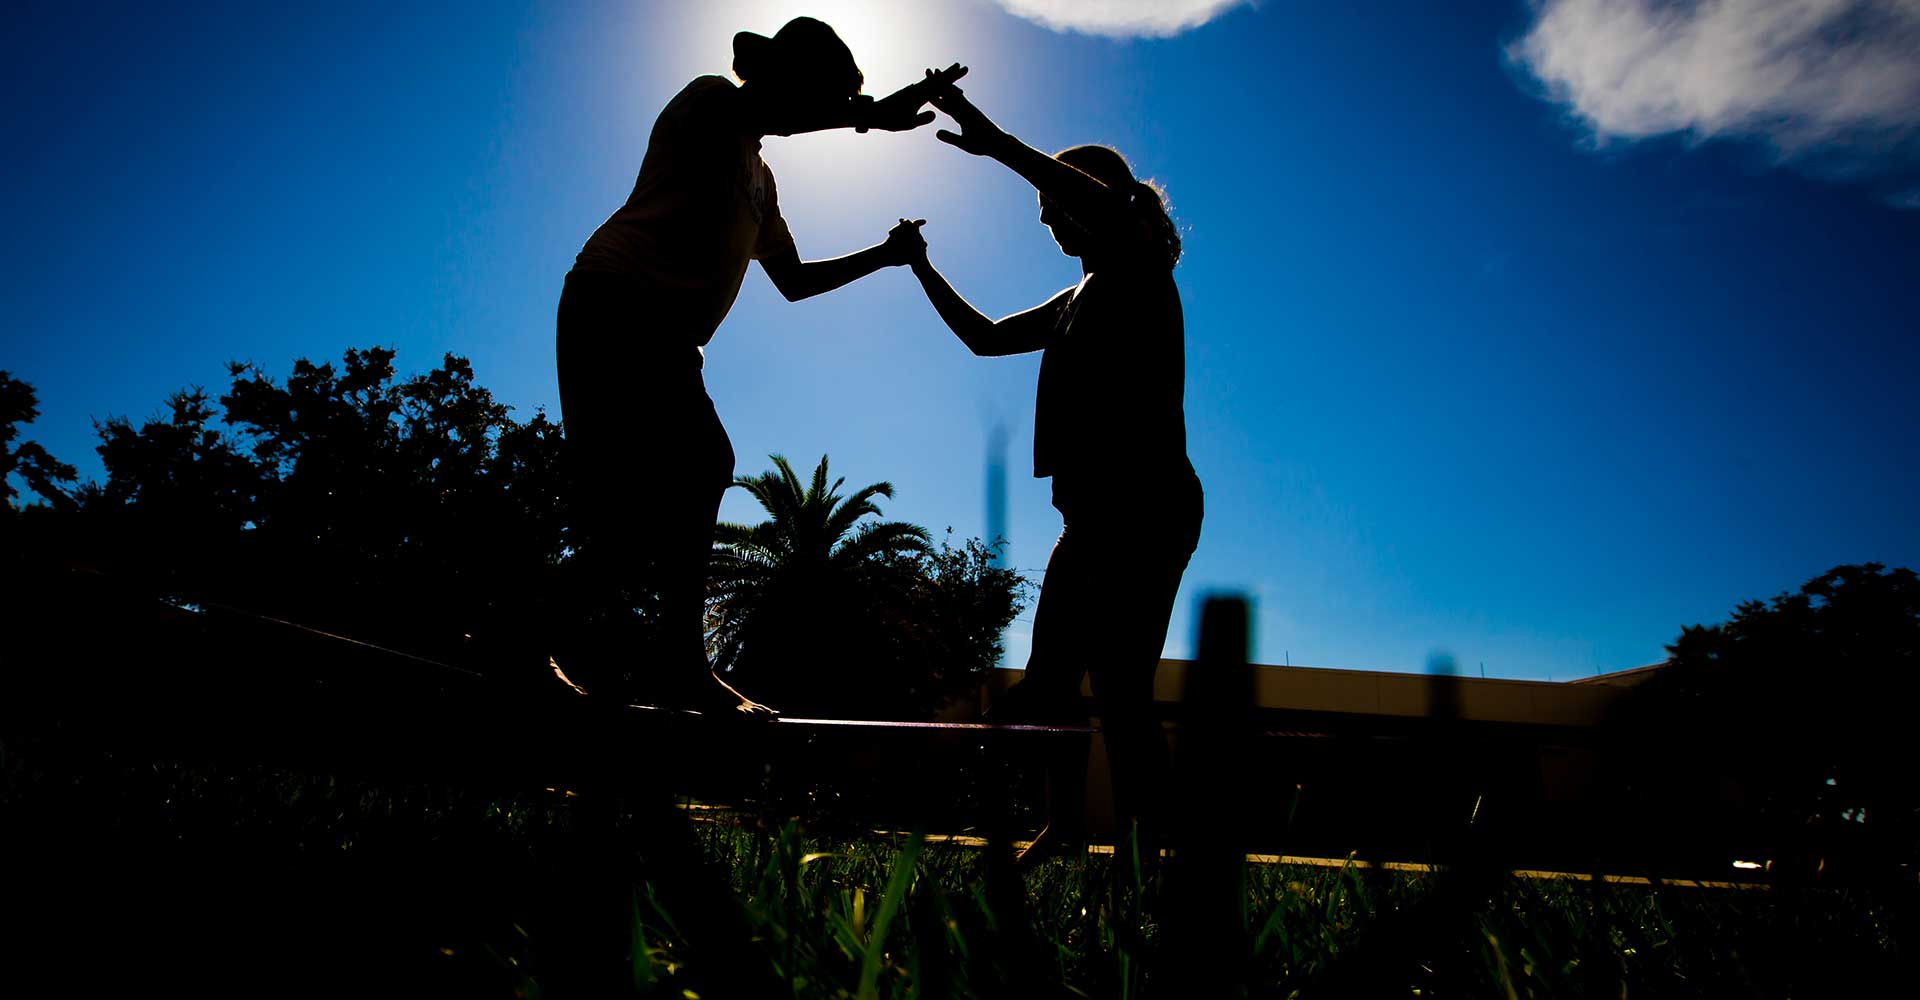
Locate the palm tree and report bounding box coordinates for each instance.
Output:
[707,455,931,695]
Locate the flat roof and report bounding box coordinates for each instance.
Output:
[985,659,1658,730]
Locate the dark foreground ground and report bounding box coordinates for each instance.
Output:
[4,569,1913,997]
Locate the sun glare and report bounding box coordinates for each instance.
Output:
[680,1,981,217]
[694,0,960,96]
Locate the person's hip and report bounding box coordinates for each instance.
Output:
[557,269,709,377]
[1051,461,1203,549]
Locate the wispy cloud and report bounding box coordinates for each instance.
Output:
[992,0,1255,38]
[1509,0,1920,204]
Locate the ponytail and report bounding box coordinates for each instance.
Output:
[1129,180,1182,268]
[1056,144,1183,269]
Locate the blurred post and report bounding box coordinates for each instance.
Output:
[1164,594,1253,995]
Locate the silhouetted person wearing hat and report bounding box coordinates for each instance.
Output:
[557,19,960,715]
[895,80,1202,866]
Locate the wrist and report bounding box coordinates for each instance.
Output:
[849,95,875,133]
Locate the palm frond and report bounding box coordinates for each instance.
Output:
[806,456,831,506]
[832,521,933,568]
[709,455,951,688]
[825,481,895,540]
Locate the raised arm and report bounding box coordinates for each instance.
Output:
[898,220,1066,357]
[926,82,1133,238]
[853,63,967,133]
[765,64,968,136]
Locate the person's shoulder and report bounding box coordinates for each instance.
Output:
[664,75,738,117]
[683,74,736,96]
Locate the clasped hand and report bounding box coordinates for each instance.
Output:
[882,217,928,265]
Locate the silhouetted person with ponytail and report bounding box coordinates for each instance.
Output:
[895,80,1202,865]
[557,18,958,715]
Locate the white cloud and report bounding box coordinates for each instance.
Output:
[992,0,1255,38]
[1510,0,1920,200]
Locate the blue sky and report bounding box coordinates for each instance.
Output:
[5,1,1917,679]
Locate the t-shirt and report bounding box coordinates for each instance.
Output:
[573,76,796,346]
[1031,264,1190,486]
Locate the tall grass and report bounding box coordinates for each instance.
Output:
[640,810,1905,998]
[4,751,1908,997]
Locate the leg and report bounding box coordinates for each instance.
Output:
[606,383,771,717]
[639,389,728,673]
[554,277,770,714]
[1008,527,1095,867]
[1081,498,1201,860]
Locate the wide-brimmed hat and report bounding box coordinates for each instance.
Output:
[732,17,861,92]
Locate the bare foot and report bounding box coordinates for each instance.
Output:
[1014,823,1086,871]
[550,656,592,697]
[708,670,778,718]
[549,655,776,718]
[650,669,778,719]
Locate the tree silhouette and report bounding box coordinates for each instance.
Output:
[709,455,1026,718]
[69,347,568,669]
[1612,563,1920,881]
[16,354,1023,713]
[708,455,930,707]
[0,371,77,512]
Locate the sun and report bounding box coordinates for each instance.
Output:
[677,1,983,224]
[689,0,968,99]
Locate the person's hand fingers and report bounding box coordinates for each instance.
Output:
[925,64,966,87]
[924,70,964,100]
[928,92,974,119]
[935,129,963,147]
[909,110,935,128]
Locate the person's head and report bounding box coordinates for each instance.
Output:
[733,17,863,115]
[1040,145,1182,268]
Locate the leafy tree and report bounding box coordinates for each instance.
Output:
[709,455,1027,719]
[0,371,77,511]
[85,387,267,593]
[1613,563,1920,881]
[708,455,931,706]
[22,353,1024,713]
[888,530,1032,714]
[73,348,569,668]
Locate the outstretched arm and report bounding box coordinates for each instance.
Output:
[768,64,968,136]
[854,63,968,133]
[900,222,1065,357]
[927,82,1133,238]
[758,219,928,302]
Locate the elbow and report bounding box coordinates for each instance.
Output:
[762,260,810,302]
